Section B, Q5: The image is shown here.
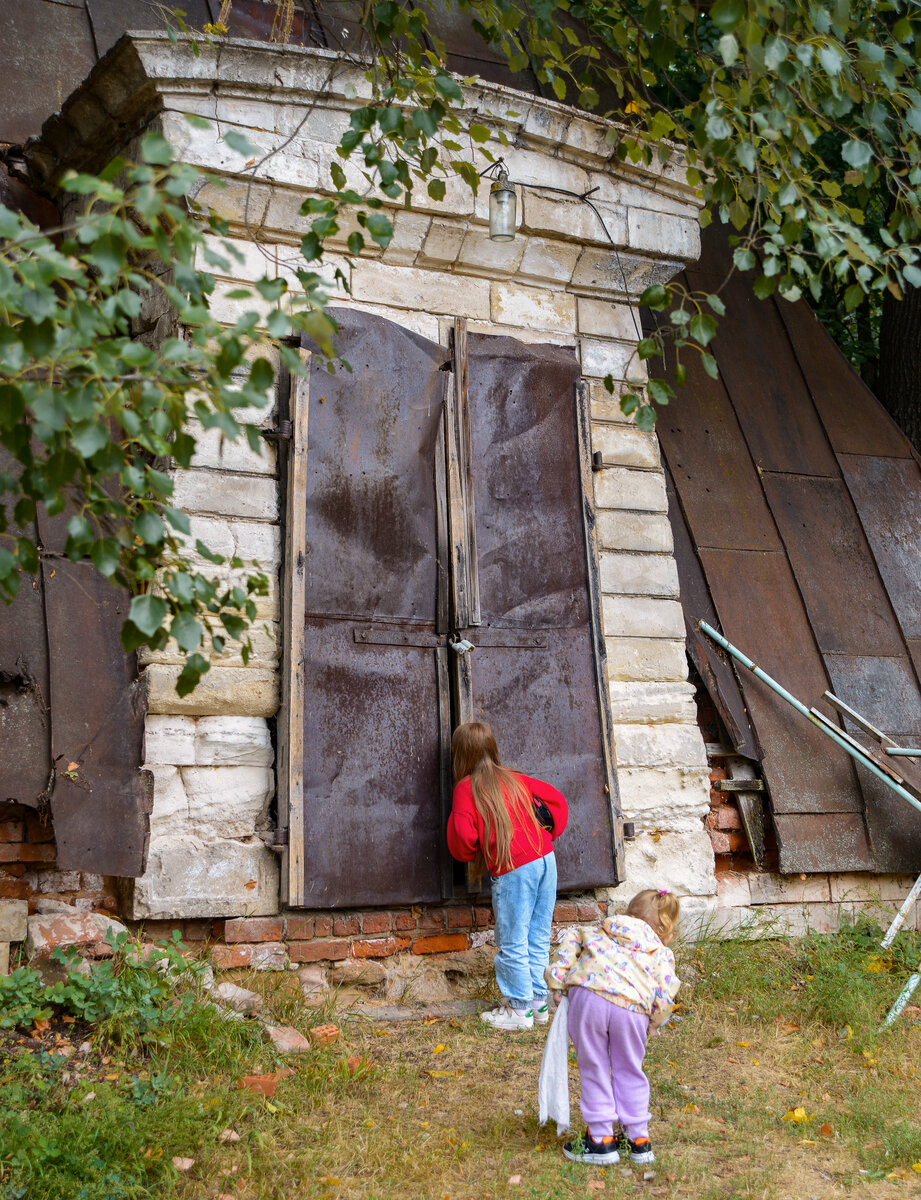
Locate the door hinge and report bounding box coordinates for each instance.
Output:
[261,420,293,442]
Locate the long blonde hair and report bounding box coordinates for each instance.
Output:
[452,721,542,877]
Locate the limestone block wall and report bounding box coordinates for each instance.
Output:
[31,33,715,926]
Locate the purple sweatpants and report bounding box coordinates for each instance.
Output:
[568,985,651,1140]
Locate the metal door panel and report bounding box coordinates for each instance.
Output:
[838,454,921,642]
[824,654,921,737]
[305,310,445,622]
[301,620,445,906]
[463,333,618,890]
[467,334,589,627]
[760,473,905,658]
[470,631,616,889]
[698,547,862,815]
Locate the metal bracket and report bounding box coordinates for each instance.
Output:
[261,420,293,442]
[713,778,765,793]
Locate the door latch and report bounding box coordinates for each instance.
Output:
[449,635,476,654]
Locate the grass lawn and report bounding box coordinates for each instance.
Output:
[2,917,921,1199]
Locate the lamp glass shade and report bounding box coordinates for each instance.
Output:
[489,181,517,242]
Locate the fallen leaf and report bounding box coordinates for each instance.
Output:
[680,1103,700,1113]
[781,1022,800,1032]
[508,1176,521,1186]
[66,762,80,773]
[734,1040,749,1048]
[801,1139,817,1146]
[782,1107,811,1124]
[433,1044,446,1054]
[426,1069,461,1078]
[911,1163,921,1173]
[171,1157,195,1171]
[33,1019,50,1034]
[265,1101,278,1114]
[244,879,258,890]
[423,1018,440,1025]
[726,1057,743,1064]
[818,1123,834,1138]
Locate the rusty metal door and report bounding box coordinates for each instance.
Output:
[292,311,621,906]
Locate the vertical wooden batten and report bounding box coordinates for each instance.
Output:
[278,350,310,907]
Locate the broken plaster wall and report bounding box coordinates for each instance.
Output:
[30,33,715,923]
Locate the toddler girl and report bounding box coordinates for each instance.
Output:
[447,720,568,1031]
[546,889,681,1164]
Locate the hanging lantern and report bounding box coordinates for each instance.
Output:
[488,165,517,242]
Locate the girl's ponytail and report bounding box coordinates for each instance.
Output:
[626,888,681,943]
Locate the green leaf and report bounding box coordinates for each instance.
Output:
[364,212,394,249]
[223,129,262,160]
[701,353,719,379]
[733,247,756,271]
[753,274,776,299]
[433,73,464,103]
[171,612,203,653]
[709,0,744,33]
[347,231,365,255]
[844,284,864,312]
[176,652,211,698]
[90,539,121,577]
[469,123,491,144]
[140,131,173,166]
[195,539,225,565]
[706,114,732,141]
[163,506,191,534]
[841,140,873,170]
[128,593,168,637]
[427,178,446,201]
[718,34,739,67]
[71,423,109,459]
[134,510,164,546]
[639,284,668,310]
[706,293,726,316]
[634,405,657,431]
[20,318,55,358]
[689,313,717,346]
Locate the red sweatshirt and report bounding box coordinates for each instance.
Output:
[446,772,568,877]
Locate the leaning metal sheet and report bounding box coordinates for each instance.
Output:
[773,813,875,873]
[838,454,921,642]
[656,348,783,553]
[698,547,862,817]
[759,472,906,658]
[664,467,760,760]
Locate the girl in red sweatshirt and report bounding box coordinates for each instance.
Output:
[447,720,568,1031]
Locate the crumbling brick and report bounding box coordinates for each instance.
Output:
[474,906,493,927]
[288,939,349,963]
[352,936,410,958]
[313,914,333,938]
[333,914,360,937]
[285,915,314,940]
[576,901,602,922]
[393,912,417,932]
[212,943,253,969]
[417,908,446,931]
[446,906,473,929]
[554,901,578,923]
[361,912,391,935]
[225,917,283,944]
[412,933,470,955]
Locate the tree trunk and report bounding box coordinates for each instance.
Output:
[877,283,921,451]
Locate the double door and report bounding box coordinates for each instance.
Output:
[287,309,621,906]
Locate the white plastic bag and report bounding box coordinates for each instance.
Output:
[538,993,571,1135]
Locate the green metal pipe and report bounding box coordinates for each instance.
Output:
[885,747,921,756]
[697,620,921,818]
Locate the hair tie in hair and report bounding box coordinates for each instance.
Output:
[658,888,669,895]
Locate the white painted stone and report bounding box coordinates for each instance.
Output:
[350,260,490,319]
[186,420,276,477]
[130,838,280,919]
[521,193,627,249]
[828,873,900,903]
[171,468,278,522]
[599,551,680,598]
[592,425,660,471]
[418,220,468,268]
[749,873,832,906]
[588,175,703,221]
[571,248,684,298]
[145,716,207,767]
[611,723,708,770]
[628,209,700,261]
[147,765,192,835]
[605,637,690,683]
[562,117,609,161]
[26,912,128,959]
[180,766,273,839]
[877,874,921,901]
[211,981,263,1014]
[450,319,577,348]
[0,901,28,943]
[580,338,644,382]
[517,236,581,284]
[456,229,525,275]
[589,380,644,425]
[716,871,753,909]
[263,187,369,246]
[578,298,644,341]
[597,511,674,554]
[144,665,279,718]
[141,621,280,672]
[615,766,711,827]
[608,680,698,725]
[602,595,685,639]
[381,210,433,265]
[594,467,668,513]
[601,830,716,903]
[329,299,442,343]
[194,717,273,766]
[489,282,576,332]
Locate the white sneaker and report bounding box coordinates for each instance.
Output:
[480,1004,534,1031]
[529,1002,550,1025]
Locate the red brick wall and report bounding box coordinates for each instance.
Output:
[0,802,119,910]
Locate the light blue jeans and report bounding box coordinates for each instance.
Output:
[491,851,558,1011]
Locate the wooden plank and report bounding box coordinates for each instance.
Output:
[453,318,481,625]
[434,420,450,637]
[712,779,765,793]
[575,378,624,882]
[279,350,310,907]
[444,369,471,631]
[436,646,455,899]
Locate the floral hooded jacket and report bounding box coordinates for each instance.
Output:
[544,914,681,1029]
